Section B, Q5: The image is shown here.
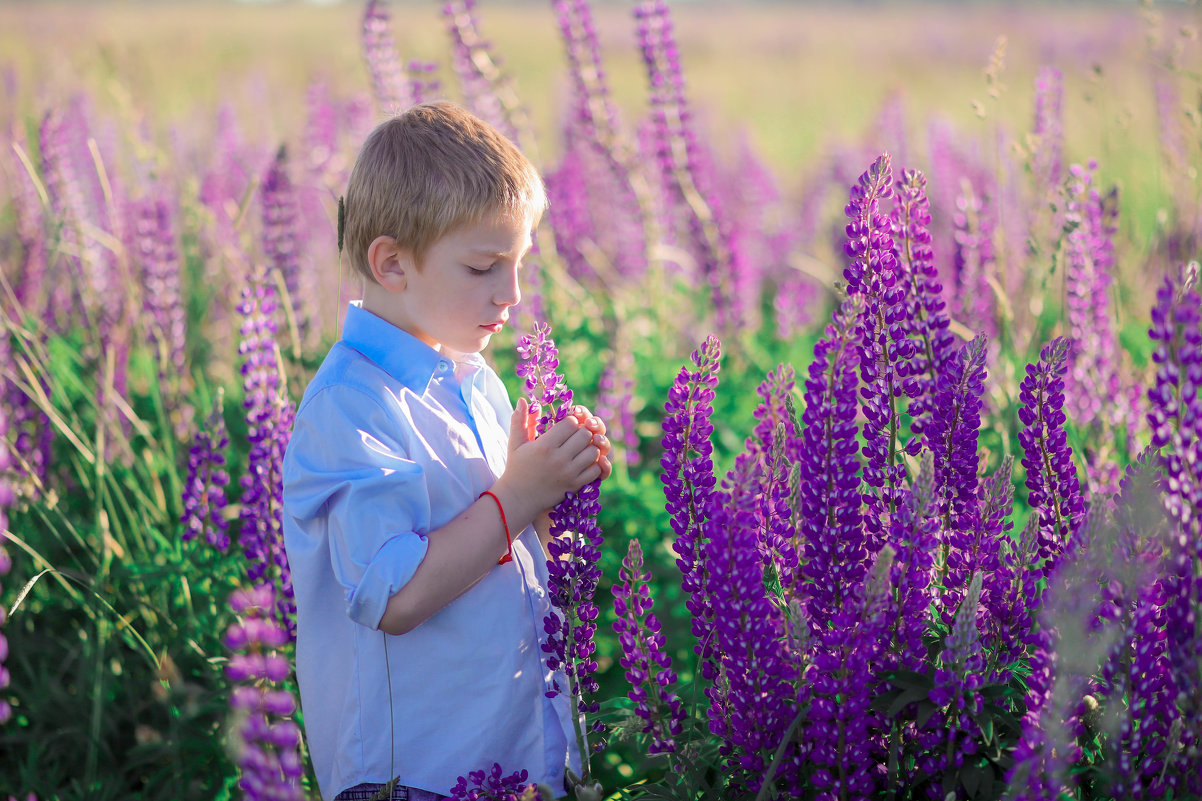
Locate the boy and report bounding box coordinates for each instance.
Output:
[282,102,611,801]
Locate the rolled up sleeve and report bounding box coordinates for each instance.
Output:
[284,386,432,629]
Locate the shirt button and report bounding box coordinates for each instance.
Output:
[437,361,449,373]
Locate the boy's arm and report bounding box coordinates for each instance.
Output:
[378,399,602,635]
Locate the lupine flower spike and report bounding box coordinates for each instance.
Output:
[660,335,721,676]
[225,584,304,801]
[613,538,685,755]
[237,267,298,638]
[181,390,232,552]
[515,323,605,777]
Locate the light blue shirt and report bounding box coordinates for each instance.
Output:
[282,302,577,800]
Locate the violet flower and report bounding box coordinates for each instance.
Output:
[181,391,232,552]
[634,0,743,333]
[594,356,639,467]
[237,267,298,639]
[798,298,865,629]
[406,59,440,105]
[659,335,721,677]
[448,764,535,801]
[920,573,986,782]
[133,195,188,428]
[1016,337,1083,574]
[261,146,316,345]
[702,459,795,795]
[225,584,304,801]
[843,153,917,539]
[740,365,801,590]
[950,179,998,343]
[804,547,893,801]
[1063,161,1122,437]
[515,324,604,773]
[361,0,410,113]
[612,538,684,754]
[881,474,937,676]
[1031,66,1064,199]
[1146,268,1202,790]
[891,168,955,445]
[443,0,524,147]
[928,335,988,622]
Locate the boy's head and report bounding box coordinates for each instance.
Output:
[343,101,546,282]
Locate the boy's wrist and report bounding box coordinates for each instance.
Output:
[486,479,540,536]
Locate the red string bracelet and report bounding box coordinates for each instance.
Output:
[480,490,513,565]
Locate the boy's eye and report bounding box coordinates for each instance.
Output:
[466,263,495,274]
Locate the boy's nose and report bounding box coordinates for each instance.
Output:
[495,266,521,307]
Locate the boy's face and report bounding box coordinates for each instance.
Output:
[395,211,532,354]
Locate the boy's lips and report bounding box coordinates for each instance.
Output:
[480,321,505,333]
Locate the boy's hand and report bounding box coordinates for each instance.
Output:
[495,398,607,528]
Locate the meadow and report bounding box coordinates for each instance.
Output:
[1,0,1202,799]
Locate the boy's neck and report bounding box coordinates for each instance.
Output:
[359,286,442,353]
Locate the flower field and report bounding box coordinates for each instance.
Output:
[2,0,1202,798]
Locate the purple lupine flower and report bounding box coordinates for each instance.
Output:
[891,168,956,446]
[804,547,894,801]
[843,153,916,538]
[1146,267,1202,790]
[543,147,596,284]
[361,0,410,113]
[406,59,440,105]
[1017,337,1084,573]
[882,471,938,676]
[237,267,298,639]
[798,298,865,629]
[740,365,801,591]
[551,0,649,281]
[133,194,189,432]
[261,146,317,345]
[443,0,526,148]
[1112,591,1177,797]
[181,391,232,552]
[986,514,1042,680]
[38,105,93,331]
[515,324,604,772]
[594,355,638,467]
[928,335,988,623]
[702,459,796,795]
[634,0,743,333]
[972,455,1015,639]
[10,128,47,315]
[660,335,721,677]
[612,538,684,754]
[950,178,998,343]
[1031,66,1064,198]
[303,79,338,179]
[1062,161,1125,451]
[919,573,986,785]
[225,584,304,801]
[448,764,534,801]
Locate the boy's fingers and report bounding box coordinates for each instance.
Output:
[525,403,540,441]
[509,398,533,447]
[597,456,612,482]
[569,445,603,476]
[542,415,584,446]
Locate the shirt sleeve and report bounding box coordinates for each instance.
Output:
[284,385,431,630]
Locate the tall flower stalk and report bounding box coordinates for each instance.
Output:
[225,584,304,801]
[844,153,916,539]
[1146,267,1202,791]
[237,267,297,639]
[660,334,721,677]
[181,390,232,552]
[612,538,684,755]
[515,323,604,781]
[1016,337,1083,575]
[361,0,411,113]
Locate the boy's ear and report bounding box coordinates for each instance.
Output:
[366,235,415,292]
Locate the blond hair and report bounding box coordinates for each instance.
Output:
[342,101,546,282]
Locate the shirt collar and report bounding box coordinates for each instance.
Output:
[340,302,443,393]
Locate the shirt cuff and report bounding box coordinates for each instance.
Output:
[346,532,430,629]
